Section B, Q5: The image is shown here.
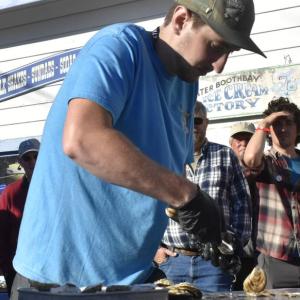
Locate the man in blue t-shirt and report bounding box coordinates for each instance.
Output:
[12,0,265,297]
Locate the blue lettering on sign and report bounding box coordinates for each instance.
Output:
[271,70,299,96]
[224,83,268,100]
[0,48,80,102]
[201,82,269,113]
[204,98,261,113]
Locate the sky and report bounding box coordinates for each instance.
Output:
[0,0,41,10]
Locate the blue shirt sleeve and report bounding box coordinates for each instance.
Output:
[65,33,136,123]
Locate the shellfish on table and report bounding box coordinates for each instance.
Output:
[243,266,267,295]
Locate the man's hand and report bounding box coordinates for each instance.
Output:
[167,187,222,245]
[202,243,241,276]
[259,111,292,128]
[201,231,242,276]
[212,244,241,276]
[154,247,177,265]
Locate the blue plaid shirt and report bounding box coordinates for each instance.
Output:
[162,139,251,249]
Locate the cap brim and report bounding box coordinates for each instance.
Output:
[20,149,39,157]
[202,16,266,58]
[231,130,255,137]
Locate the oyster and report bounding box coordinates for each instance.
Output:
[243,266,267,294]
[154,278,174,288]
[168,282,202,298]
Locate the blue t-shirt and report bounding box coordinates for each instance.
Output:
[287,156,300,186]
[14,23,197,286]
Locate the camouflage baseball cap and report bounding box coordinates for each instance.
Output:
[175,0,266,57]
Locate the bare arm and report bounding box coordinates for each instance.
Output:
[63,99,196,208]
[244,111,291,169]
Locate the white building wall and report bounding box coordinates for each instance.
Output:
[204,0,300,146]
[0,0,300,150]
[225,1,300,72]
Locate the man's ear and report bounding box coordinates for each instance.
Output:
[17,158,23,170]
[204,118,209,127]
[171,5,192,34]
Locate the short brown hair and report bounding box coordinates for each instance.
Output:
[163,3,205,28]
[263,97,300,145]
[195,101,207,118]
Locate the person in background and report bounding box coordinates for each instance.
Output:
[229,122,259,290]
[0,138,40,297]
[11,0,264,298]
[155,102,251,292]
[229,122,256,163]
[244,97,300,288]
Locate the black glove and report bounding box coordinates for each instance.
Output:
[218,252,241,276]
[176,186,222,245]
[210,244,241,276]
[201,231,242,276]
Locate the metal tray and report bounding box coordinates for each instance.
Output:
[202,288,300,299]
[18,288,168,300]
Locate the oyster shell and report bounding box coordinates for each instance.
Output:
[243,266,267,294]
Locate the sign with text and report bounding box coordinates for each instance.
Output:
[0,48,80,102]
[198,64,300,120]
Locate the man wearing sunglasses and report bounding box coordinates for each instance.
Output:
[156,102,251,292]
[0,138,40,297]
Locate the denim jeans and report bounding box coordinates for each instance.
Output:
[144,264,166,283]
[159,253,233,293]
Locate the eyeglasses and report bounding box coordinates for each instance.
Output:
[21,153,38,162]
[194,117,204,126]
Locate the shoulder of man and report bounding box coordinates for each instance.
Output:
[0,178,24,202]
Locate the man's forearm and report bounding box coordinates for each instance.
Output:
[64,126,196,208]
[243,122,267,169]
[63,99,197,208]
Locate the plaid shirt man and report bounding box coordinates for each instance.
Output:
[162,138,251,250]
[255,147,300,261]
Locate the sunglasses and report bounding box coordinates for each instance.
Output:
[22,153,38,162]
[194,117,204,126]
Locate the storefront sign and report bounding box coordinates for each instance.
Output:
[198,64,300,120]
[0,48,80,102]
